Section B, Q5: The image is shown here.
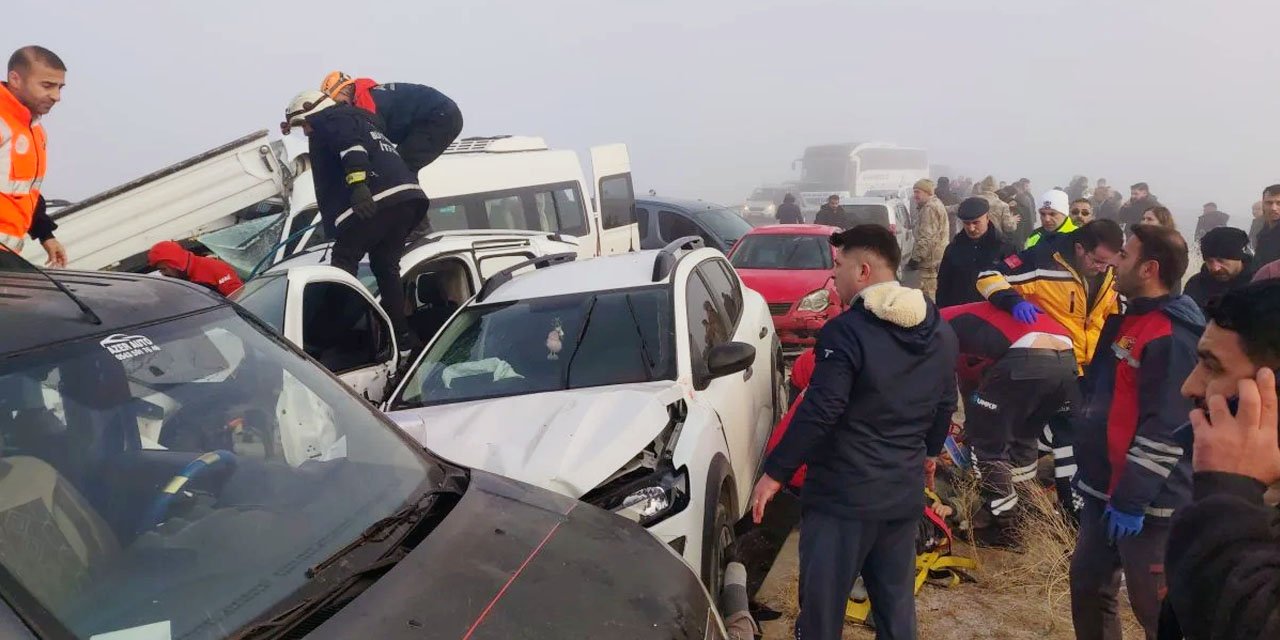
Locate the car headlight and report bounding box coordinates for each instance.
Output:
[742,204,751,212]
[765,204,776,214]
[797,289,831,312]
[588,464,690,527]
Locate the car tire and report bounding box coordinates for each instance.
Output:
[701,481,736,598]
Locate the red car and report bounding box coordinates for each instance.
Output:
[728,224,845,354]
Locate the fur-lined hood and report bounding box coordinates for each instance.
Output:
[856,282,942,354]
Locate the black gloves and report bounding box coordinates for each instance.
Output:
[350,182,377,220]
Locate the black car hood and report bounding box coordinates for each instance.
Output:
[307,470,722,639]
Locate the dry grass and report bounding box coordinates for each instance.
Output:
[987,484,1078,632]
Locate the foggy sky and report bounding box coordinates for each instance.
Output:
[24,0,1280,229]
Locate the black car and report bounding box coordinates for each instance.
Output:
[0,264,726,639]
[636,197,755,253]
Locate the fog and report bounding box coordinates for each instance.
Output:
[26,0,1280,229]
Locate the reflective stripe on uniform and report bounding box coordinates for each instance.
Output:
[990,493,1019,515]
[1004,268,1075,284]
[333,183,426,228]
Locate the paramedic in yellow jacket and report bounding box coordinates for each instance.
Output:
[976,218,1125,373]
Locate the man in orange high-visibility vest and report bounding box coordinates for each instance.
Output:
[1,46,67,267]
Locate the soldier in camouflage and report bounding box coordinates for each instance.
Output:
[977,175,1021,237]
[906,179,951,300]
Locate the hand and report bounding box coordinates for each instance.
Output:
[1103,504,1144,543]
[1190,368,1280,485]
[350,183,377,220]
[1011,214,1022,225]
[906,257,921,270]
[41,238,67,268]
[750,474,783,524]
[1012,301,1043,324]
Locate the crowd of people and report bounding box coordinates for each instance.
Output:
[756,176,1280,639]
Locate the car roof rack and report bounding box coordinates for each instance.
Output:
[651,236,704,282]
[475,252,579,302]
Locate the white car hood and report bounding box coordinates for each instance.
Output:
[388,381,686,499]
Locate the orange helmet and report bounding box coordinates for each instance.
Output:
[320,71,355,99]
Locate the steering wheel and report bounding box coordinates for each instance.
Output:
[139,450,238,533]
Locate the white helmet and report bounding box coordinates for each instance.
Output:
[284,90,336,127]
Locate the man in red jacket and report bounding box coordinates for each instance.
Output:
[942,301,1079,545]
[147,241,243,297]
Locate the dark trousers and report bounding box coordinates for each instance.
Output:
[331,199,425,341]
[399,102,464,173]
[1040,375,1086,520]
[734,487,802,597]
[965,349,1077,531]
[1070,497,1169,640]
[797,509,917,640]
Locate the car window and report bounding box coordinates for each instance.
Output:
[695,208,753,247]
[685,273,729,383]
[428,202,470,232]
[300,281,391,373]
[599,174,635,230]
[0,308,435,640]
[553,186,588,236]
[635,207,651,242]
[231,273,288,333]
[533,192,559,232]
[845,204,891,228]
[729,234,833,270]
[484,195,528,230]
[658,210,704,243]
[697,260,742,328]
[394,288,676,408]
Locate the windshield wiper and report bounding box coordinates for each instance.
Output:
[623,293,657,380]
[561,294,599,388]
[231,484,461,639]
[0,247,102,324]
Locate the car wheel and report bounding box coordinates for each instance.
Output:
[701,483,735,597]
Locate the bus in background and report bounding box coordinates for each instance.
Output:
[794,142,930,212]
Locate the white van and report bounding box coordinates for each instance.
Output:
[274,136,638,265]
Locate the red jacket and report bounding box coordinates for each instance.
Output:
[765,349,815,489]
[148,241,243,297]
[940,301,1072,391]
[350,78,380,114]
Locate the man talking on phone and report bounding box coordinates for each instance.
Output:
[1160,279,1280,640]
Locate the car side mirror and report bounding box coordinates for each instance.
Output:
[706,342,756,380]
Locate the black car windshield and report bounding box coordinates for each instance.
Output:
[395,287,676,408]
[0,308,439,639]
[730,234,833,270]
[696,208,754,245]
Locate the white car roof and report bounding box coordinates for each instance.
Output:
[264,230,576,272]
[480,247,717,305]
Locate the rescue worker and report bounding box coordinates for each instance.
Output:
[1025,190,1078,249]
[1184,226,1255,311]
[2,46,67,267]
[977,219,1125,515]
[1162,280,1280,640]
[775,193,803,224]
[814,194,849,229]
[1070,224,1203,640]
[1192,202,1229,243]
[284,90,429,350]
[1255,184,1280,268]
[906,179,950,301]
[1118,182,1161,229]
[1069,199,1096,227]
[319,72,463,175]
[751,225,957,639]
[147,241,243,297]
[936,197,1018,308]
[941,301,1078,548]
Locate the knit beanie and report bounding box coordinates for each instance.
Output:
[913,179,936,196]
[1200,226,1251,261]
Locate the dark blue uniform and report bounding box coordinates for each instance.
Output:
[368,83,463,173]
[306,103,428,342]
[764,282,957,640]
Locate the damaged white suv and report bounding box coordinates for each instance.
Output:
[384,237,784,593]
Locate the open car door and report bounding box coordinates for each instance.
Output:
[590,144,637,256]
[279,266,399,403]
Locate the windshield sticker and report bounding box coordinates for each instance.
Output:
[100,333,163,362]
[90,620,172,640]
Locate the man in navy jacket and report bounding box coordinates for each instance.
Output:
[321,71,463,174]
[1070,224,1204,640]
[751,224,957,640]
[285,90,429,348]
